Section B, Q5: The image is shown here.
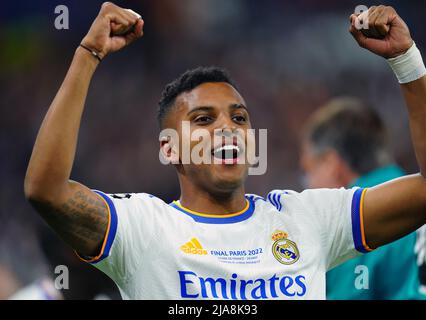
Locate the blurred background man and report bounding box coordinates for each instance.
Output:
[300,97,426,299]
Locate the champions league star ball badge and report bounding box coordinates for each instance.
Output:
[271,230,300,265]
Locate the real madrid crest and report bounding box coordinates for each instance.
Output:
[271,230,300,265]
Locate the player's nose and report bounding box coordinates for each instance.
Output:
[215,124,236,138]
[215,113,236,133]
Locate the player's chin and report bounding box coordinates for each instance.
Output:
[210,163,248,187]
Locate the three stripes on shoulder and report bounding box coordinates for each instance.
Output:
[267,190,289,212]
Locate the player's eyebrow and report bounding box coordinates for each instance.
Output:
[229,103,248,112]
[186,106,215,116]
[186,103,248,116]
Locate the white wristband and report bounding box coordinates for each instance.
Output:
[387,42,426,84]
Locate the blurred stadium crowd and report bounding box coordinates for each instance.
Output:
[1,0,425,299]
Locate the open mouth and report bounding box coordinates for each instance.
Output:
[211,144,244,164]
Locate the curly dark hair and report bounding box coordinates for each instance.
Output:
[157,66,237,128]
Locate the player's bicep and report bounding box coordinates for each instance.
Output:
[363,173,426,249]
[29,180,108,256]
[78,191,155,284]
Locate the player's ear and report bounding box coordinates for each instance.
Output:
[159,135,180,164]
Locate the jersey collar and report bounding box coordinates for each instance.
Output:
[169,197,255,224]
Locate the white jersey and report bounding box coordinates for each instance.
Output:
[77,187,370,300]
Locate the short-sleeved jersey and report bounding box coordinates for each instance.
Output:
[77,187,369,300]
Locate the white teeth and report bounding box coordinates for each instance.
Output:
[214,145,240,153]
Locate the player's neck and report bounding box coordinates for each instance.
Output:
[178,184,247,216]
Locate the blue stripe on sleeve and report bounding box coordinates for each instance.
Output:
[90,190,118,264]
[351,188,369,253]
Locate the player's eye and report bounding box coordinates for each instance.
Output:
[232,115,247,124]
[193,115,213,124]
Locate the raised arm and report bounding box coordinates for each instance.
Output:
[24,2,144,256]
[349,5,426,248]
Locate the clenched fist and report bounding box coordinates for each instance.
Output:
[349,5,413,59]
[81,2,144,59]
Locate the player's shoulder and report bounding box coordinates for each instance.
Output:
[252,189,302,213]
[106,191,163,201]
[93,190,169,212]
[257,187,357,213]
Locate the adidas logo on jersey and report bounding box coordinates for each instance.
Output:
[181,238,208,255]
